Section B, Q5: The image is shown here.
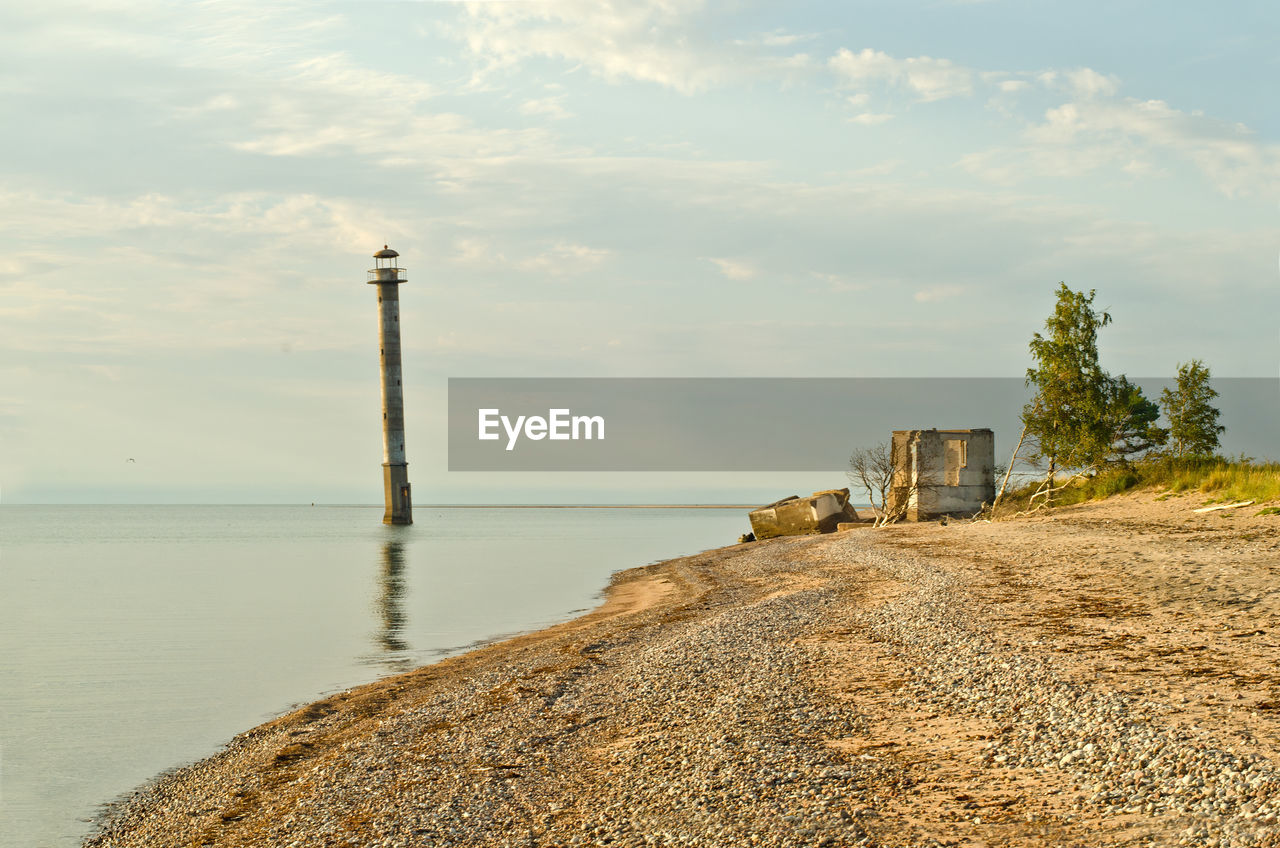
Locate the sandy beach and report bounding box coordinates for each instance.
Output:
[86,492,1280,848]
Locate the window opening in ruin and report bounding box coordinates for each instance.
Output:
[944,439,967,486]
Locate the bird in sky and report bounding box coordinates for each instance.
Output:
[126,458,135,463]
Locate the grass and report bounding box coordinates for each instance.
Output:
[994,456,1280,516]
[1152,457,1280,503]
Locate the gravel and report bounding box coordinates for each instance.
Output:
[840,542,1280,848]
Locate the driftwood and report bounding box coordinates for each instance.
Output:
[1005,469,1095,518]
[1028,470,1093,504]
[1191,500,1255,514]
[992,425,1027,511]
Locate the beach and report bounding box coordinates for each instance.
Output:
[86,493,1280,848]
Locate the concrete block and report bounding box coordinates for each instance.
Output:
[748,490,847,539]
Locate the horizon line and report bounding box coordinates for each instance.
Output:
[0,502,768,509]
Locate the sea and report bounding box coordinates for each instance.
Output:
[0,505,750,848]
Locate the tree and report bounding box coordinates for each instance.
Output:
[1104,376,1168,464]
[1021,283,1115,492]
[1160,360,1225,458]
[847,440,918,527]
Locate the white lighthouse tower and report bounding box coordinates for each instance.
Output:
[369,245,412,525]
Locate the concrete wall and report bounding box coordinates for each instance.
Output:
[888,428,995,520]
[377,285,406,466]
[375,282,411,525]
[383,463,411,526]
[749,491,848,539]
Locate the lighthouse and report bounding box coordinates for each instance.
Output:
[369,245,412,525]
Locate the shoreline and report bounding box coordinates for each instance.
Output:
[415,505,763,510]
[87,492,1280,847]
[87,534,745,846]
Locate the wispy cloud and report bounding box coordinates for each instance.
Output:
[708,257,757,280]
[519,95,572,120]
[732,30,818,48]
[520,242,612,275]
[829,48,974,102]
[961,96,1280,198]
[450,237,611,276]
[226,68,552,167]
[454,0,814,93]
[810,272,866,293]
[457,0,735,94]
[913,284,967,303]
[1065,67,1119,99]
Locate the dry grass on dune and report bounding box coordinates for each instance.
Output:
[996,457,1280,517]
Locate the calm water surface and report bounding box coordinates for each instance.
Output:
[0,505,748,848]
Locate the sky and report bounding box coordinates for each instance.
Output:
[1,0,1277,504]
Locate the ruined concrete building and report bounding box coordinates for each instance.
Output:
[888,428,995,520]
[748,488,861,540]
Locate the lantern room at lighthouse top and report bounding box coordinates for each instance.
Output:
[368,245,407,284]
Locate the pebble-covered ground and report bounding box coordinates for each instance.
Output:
[87,494,1280,847]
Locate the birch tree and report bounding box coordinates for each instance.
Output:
[1160,360,1225,458]
[1021,283,1114,497]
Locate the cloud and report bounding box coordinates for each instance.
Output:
[708,257,757,280]
[957,143,1121,185]
[1066,67,1119,99]
[456,0,735,94]
[226,70,553,167]
[0,5,563,182]
[0,187,403,252]
[963,96,1280,198]
[452,236,504,266]
[843,159,904,178]
[519,242,612,275]
[450,237,610,276]
[284,52,436,104]
[0,185,419,355]
[913,285,967,303]
[829,48,974,102]
[732,30,818,48]
[83,364,123,382]
[454,1,816,94]
[810,272,866,293]
[176,93,240,115]
[849,112,894,126]
[519,95,572,120]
